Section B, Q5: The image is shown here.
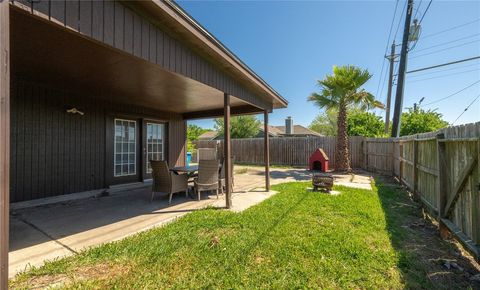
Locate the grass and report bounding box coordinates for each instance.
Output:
[11,181,435,289]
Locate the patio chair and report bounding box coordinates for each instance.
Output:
[197,148,217,161]
[150,160,188,204]
[194,159,220,200]
[219,157,234,194]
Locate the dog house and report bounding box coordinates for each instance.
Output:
[309,148,329,172]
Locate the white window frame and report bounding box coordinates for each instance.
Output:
[146,122,165,174]
[114,118,137,177]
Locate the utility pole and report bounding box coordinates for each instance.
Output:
[391,0,414,137]
[384,41,396,134]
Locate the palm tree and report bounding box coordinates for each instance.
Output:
[308,65,383,172]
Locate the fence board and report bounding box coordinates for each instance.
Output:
[195,136,363,168]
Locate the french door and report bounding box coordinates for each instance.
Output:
[106,116,167,185]
[143,121,167,180]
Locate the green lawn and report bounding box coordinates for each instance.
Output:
[12,181,433,289]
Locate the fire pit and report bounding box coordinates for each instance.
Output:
[312,172,334,192]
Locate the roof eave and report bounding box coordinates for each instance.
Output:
[133,1,288,109]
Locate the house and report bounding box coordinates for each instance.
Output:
[197,131,219,141]
[263,117,323,138]
[198,116,322,140]
[0,0,287,282]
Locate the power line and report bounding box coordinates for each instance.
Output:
[406,56,480,74]
[409,39,480,59]
[422,18,480,40]
[407,68,479,83]
[376,0,400,97]
[418,0,432,25]
[394,1,407,42]
[412,33,480,53]
[421,80,480,106]
[405,62,480,78]
[452,93,480,125]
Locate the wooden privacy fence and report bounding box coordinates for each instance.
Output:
[195,122,480,260]
[365,122,480,261]
[195,136,364,169]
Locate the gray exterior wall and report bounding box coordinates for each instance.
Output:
[10,78,186,202]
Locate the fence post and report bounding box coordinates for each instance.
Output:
[436,133,449,238]
[399,142,404,185]
[363,138,368,170]
[392,140,396,177]
[413,138,419,198]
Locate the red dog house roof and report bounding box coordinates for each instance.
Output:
[309,148,329,172]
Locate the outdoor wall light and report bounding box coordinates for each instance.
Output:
[66,108,85,116]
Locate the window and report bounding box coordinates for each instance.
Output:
[114,119,136,177]
[146,123,165,173]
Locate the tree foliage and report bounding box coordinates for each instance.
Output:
[347,110,385,137]
[308,109,338,136]
[309,109,385,137]
[214,115,261,139]
[187,124,211,152]
[308,65,383,171]
[400,108,449,136]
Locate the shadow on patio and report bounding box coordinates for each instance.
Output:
[9,187,222,277]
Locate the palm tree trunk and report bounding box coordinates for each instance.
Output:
[335,103,351,172]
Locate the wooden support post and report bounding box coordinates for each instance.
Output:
[436,133,449,238]
[264,111,270,191]
[0,1,10,287]
[224,93,232,209]
[413,138,418,198]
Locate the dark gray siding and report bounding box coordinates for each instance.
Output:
[10,79,186,202]
[10,0,272,111]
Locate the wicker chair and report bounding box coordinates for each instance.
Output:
[219,157,234,194]
[150,160,188,204]
[194,159,219,200]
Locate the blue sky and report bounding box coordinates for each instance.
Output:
[179,0,480,130]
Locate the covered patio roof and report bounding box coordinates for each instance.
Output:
[11,8,262,119]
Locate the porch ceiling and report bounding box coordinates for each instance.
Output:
[11,9,257,117]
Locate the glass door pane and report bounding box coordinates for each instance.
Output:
[114,119,137,177]
[146,123,165,173]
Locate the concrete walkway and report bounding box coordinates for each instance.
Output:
[9,166,372,278]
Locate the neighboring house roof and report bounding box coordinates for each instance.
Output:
[265,125,284,136]
[198,131,218,141]
[270,125,323,137]
[197,124,322,140]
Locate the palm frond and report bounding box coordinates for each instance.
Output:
[308,65,381,112]
[308,92,339,110]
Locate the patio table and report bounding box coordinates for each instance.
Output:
[169,165,199,175]
[170,165,199,198]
